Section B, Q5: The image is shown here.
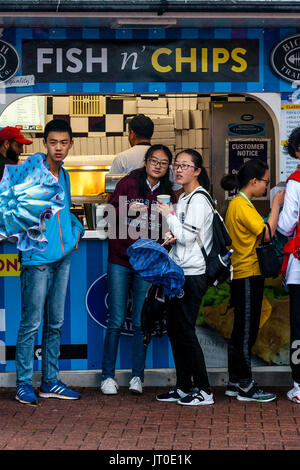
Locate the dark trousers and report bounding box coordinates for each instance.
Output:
[166,274,210,394]
[289,285,300,383]
[228,276,265,387]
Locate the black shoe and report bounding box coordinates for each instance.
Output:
[237,381,276,402]
[177,388,214,406]
[156,387,188,402]
[225,381,239,397]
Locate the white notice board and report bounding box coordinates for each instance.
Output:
[0,96,45,132]
[280,94,300,181]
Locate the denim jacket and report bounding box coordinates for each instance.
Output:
[21,153,85,266]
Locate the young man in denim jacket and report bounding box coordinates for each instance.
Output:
[15,119,85,405]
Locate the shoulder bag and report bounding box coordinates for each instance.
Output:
[256,222,281,278]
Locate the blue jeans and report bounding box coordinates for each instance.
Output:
[102,262,149,381]
[15,255,71,386]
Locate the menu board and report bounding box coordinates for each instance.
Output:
[0,95,45,132]
[280,93,300,181]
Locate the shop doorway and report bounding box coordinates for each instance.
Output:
[210,97,276,216]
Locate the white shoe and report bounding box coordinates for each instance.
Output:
[287,382,300,403]
[101,378,119,395]
[129,376,143,394]
[177,389,214,406]
[156,388,188,402]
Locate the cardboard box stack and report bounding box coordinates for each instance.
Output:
[166,95,210,173]
[22,94,210,171]
[135,96,176,152]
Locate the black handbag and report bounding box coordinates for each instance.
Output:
[141,285,168,346]
[256,223,281,278]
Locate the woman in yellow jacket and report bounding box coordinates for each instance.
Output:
[221,159,284,402]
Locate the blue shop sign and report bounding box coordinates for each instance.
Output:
[0,28,298,93]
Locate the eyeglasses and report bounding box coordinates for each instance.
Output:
[257,178,270,186]
[148,158,169,168]
[173,163,199,171]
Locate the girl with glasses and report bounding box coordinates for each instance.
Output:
[221,159,284,402]
[101,144,175,396]
[156,149,214,406]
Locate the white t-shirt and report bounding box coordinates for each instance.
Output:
[277,178,300,284]
[166,186,213,275]
[109,144,151,174]
[109,143,181,191]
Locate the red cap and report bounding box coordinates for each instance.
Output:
[0,126,32,145]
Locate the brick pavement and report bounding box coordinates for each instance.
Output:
[0,386,299,451]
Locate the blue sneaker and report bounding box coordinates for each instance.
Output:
[16,384,38,406]
[39,380,81,400]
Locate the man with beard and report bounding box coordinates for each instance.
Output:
[0,126,32,180]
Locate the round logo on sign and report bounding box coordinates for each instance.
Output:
[241,114,254,122]
[271,34,300,82]
[86,273,135,336]
[0,40,19,82]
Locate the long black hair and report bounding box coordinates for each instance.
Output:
[175,149,210,191]
[220,159,269,193]
[129,144,173,198]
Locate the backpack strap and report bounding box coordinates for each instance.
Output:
[281,208,300,275]
[184,188,215,263]
[186,188,216,211]
[280,175,300,274]
[287,170,300,184]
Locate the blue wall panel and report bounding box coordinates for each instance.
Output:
[0,239,174,373]
[1,27,300,94]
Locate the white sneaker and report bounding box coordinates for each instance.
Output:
[129,376,143,394]
[100,377,119,395]
[156,388,188,402]
[177,388,214,406]
[287,382,300,403]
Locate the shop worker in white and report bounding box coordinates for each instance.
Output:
[109,114,181,192]
[277,126,300,404]
[109,114,153,174]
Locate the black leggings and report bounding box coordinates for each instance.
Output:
[228,275,265,387]
[166,274,210,394]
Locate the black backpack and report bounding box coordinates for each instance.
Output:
[186,189,232,286]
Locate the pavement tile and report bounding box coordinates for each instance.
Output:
[0,386,298,451]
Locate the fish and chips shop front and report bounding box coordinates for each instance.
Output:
[0,3,300,386]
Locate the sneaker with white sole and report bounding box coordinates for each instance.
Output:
[177,388,214,406]
[225,381,239,397]
[129,376,143,394]
[237,381,276,402]
[287,382,300,403]
[101,377,119,395]
[156,387,189,402]
[39,380,81,400]
[16,384,38,406]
